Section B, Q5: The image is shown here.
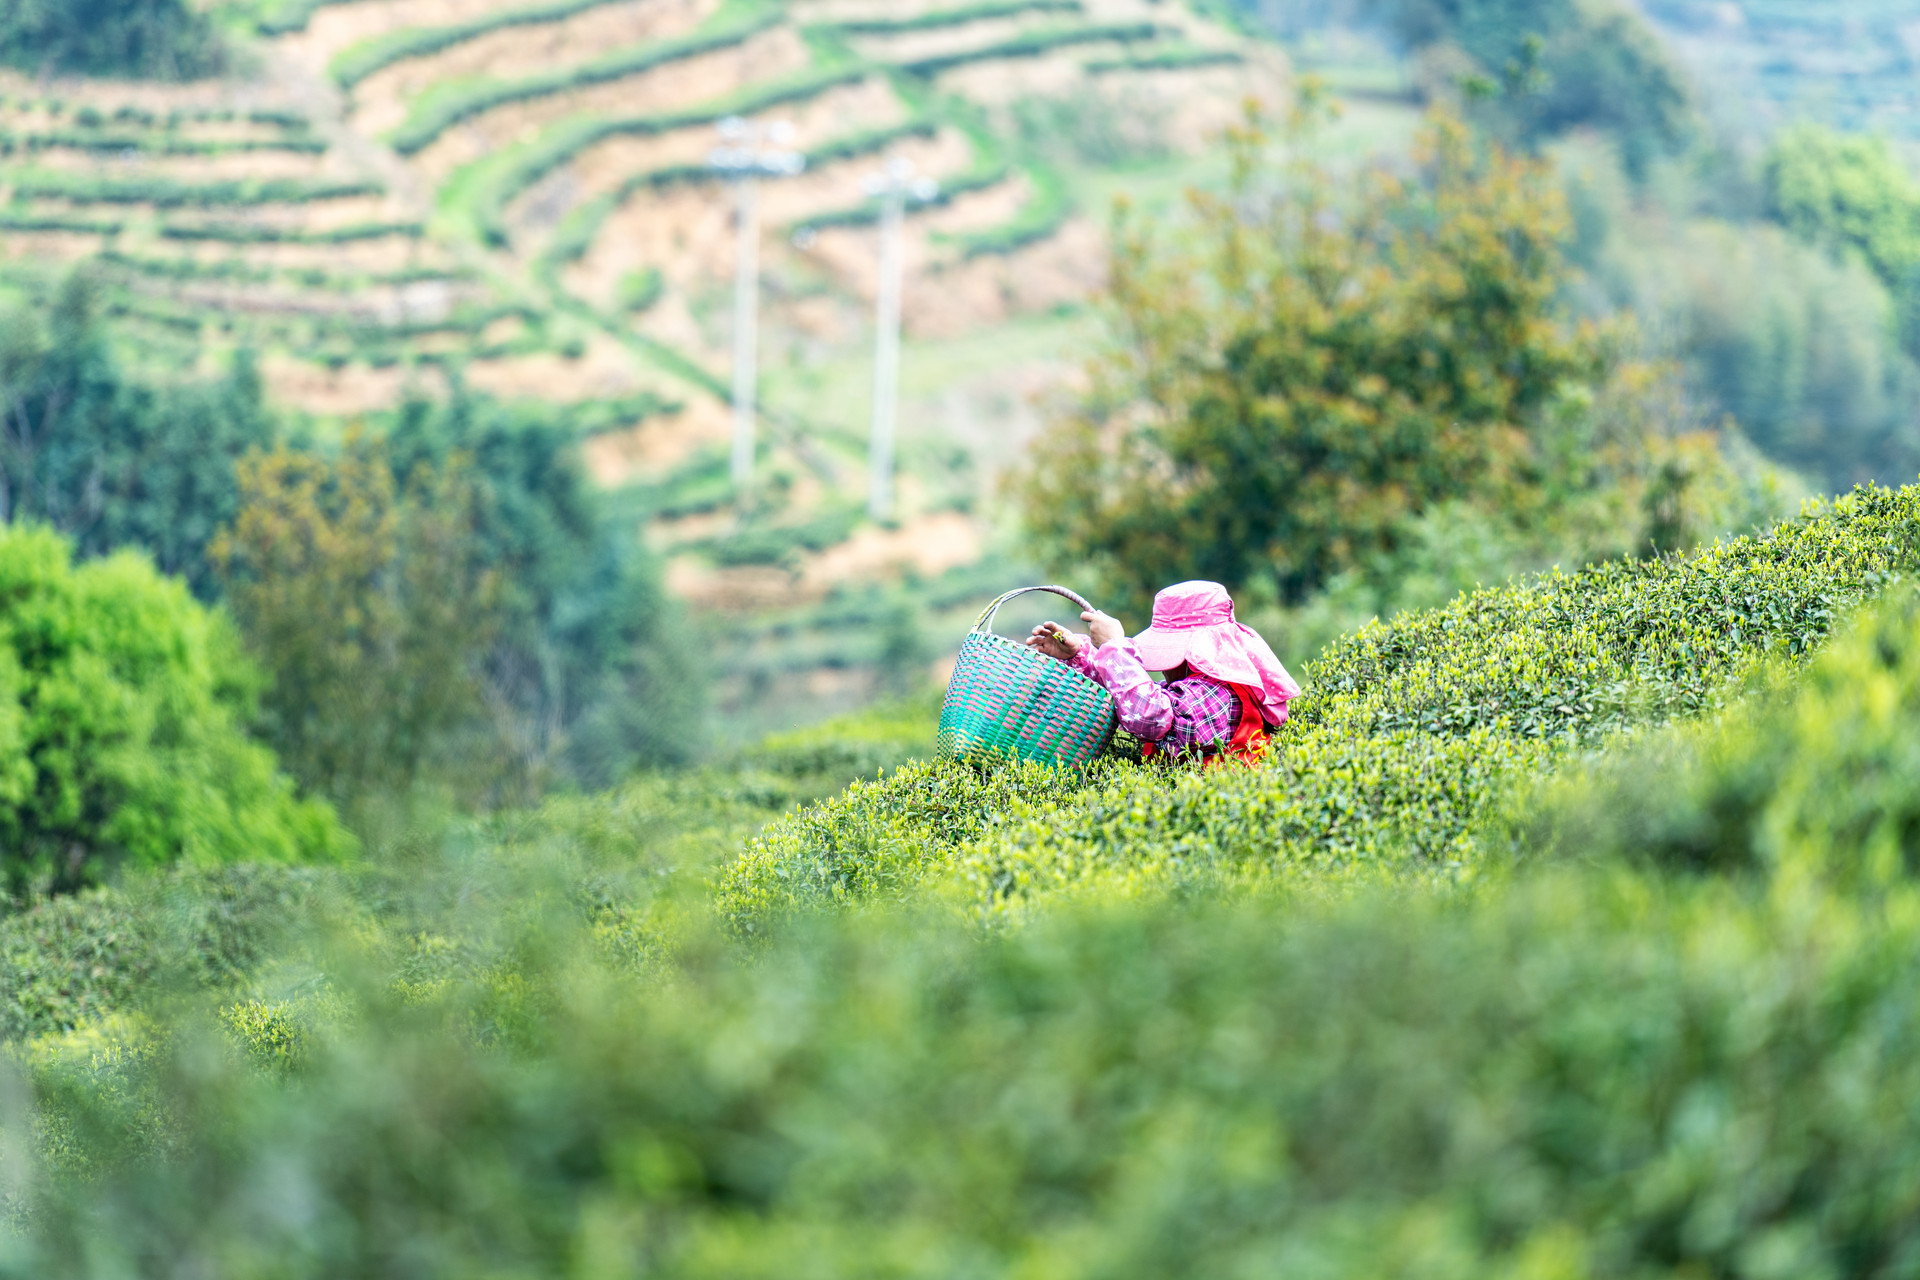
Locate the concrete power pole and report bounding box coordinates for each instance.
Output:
[862,157,939,523]
[708,117,804,496]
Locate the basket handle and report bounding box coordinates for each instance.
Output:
[972,585,1101,636]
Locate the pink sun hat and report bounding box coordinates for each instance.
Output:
[1131,581,1302,725]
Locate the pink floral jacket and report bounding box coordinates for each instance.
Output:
[1063,634,1254,756]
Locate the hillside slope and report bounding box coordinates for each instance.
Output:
[0,0,1288,730]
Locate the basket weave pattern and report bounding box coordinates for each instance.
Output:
[938,587,1118,768]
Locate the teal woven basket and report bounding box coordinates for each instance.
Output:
[938,585,1118,768]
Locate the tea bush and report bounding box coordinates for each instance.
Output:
[16,875,1920,1276]
[719,483,1920,929]
[0,864,337,1042]
[718,756,1112,939]
[1521,579,1920,887]
[0,130,326,157]
[1084,45,1243,72]
[11,174,382,208]
[156,221,423,245]
[1298,484,1920,745]
[0,693,937,1046]
[956,161,1071,258]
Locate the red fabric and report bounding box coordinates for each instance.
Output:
[1140,681,1271,768]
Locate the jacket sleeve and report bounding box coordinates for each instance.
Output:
[1070,638,1175,742]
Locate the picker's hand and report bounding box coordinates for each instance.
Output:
[1025,622,1082,663]
[1082,609,1126,648]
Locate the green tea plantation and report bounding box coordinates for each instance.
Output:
[5,484,1920,1277]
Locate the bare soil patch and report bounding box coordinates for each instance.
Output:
[664,510,985,612]
[581,395,729,485]
[0,70,311,122]
[565,124,971,326]
[461,333,660,401]
[405,25,810,183]
[22,150,335,182]
[260,350,449,414]
[0,229,119,261]
[913,216,1107,337]
[800,511,981,589]
[512,73,903,240]
[347,0,715,140]
[276,0,556,74]
[845,16,1038,67]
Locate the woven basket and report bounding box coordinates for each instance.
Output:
[938,585,1118,768]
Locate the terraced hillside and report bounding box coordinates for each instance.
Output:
[0,0,1287,733]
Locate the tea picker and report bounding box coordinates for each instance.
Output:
[939,582,1300,768]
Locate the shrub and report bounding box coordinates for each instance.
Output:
[0,865,337,1041]
[0,528,347,895]
[17,876,1920,1276]
[156,221,423,245]
[718,481,1920,929]
[11,174,381,208]
[616,267,664,313]
[1520,578,1920,887]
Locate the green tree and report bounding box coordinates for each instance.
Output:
[0,273,273,598]
[211,434,500,808]
[385,393,706,787]
[1238,0,1694,172]
[1019,111,1674,613]
[0,0,223,79]
[1763,124,1920,361]
[1766,124,1920,287]
[0,524,347,897]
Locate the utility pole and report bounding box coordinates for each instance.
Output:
[862,157,939,523]
[708,117,804,496]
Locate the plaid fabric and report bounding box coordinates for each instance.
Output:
[1072,637,1247,755]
